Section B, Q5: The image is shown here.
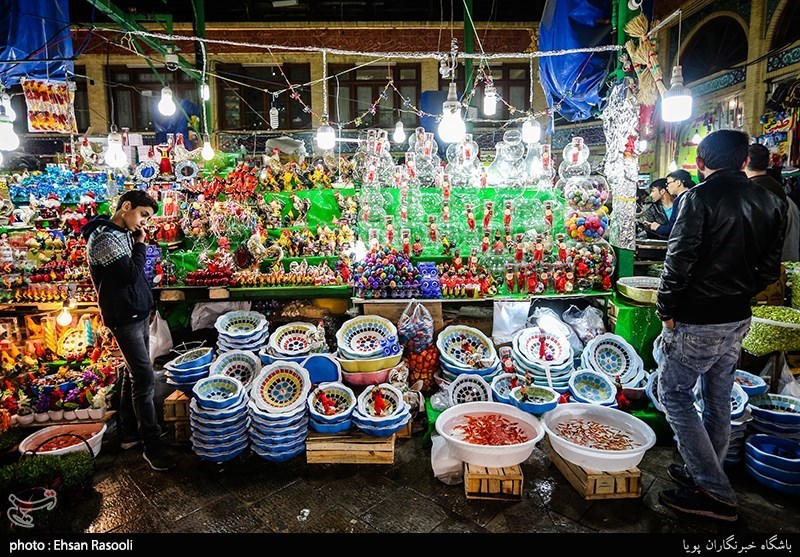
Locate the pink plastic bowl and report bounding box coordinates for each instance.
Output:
[341,368,390,387]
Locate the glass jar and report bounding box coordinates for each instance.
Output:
[563,176,608,212]
[564,208,609,242]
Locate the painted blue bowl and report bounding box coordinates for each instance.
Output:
[191,436,249,454]
[745,453,800,484]
[310,417,353,434]
[749,394,800,426]
[568,370,617,406]
[746,463,800,495]
[214,310,269,339]
[193,376,244,410]
[165,368,209,384]
[167,347,215,371]
[440,358,500,377]
[307,382,356,423]
[490,373,517,405]
[352,403,411,427]
[190,416,250,437]
[190,396,247,421]
[510,385,559,415]
[250,416,309,438]
[194,443,249,463]
[191,426,249,446]
[746,434,800,472]
[249,427,307,447]
[734,370,768,398]
[251,441,305,463]
[300,354,342,385]
[436,325,497,369]
[247,399,307,422]
[356,412,411,437]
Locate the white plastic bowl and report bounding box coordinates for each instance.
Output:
[435,401,545,467]
[19,423,107,458]
[542,403,656,472]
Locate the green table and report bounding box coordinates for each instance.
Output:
[610,293,662,371]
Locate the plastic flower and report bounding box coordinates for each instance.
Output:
[49,389,64,411]
[34,391,50,413]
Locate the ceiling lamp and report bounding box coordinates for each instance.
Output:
[483,85,497,116]
[521,116,541,144]
[438,82,466,144]
[158,86,177,116]
[316,117,336,151]
[104,128,128,169]
[393,120,406,145]
[661,11,692,123]
[201,135,215,161]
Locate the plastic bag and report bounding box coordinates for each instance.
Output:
[149,311,173,363]
[562,304,605,345]
[530,306,583,357]
[492,300,531,345]
[398,300,434,353]
[189,301,252,330]
[431,435,463,485]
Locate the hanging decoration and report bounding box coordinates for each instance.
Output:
[624,14,666,106]
[20,78,77,133]
[601,81,640,251]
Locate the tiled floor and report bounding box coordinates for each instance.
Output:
[48,425,800,535]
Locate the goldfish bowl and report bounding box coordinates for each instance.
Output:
[306,382,356,423]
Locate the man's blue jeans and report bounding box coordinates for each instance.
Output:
[110,319,162,448]
[658,318,750,505]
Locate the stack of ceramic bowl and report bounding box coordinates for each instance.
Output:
[335,316,403,387]
[248,361,312,462]
[568,369,618,407]
[748,393,800,440]
[215,311,270,353]
[726,412,751,466]
[164,347,215,396]
[307,382,356,434]
[190,376,249,462]
[581,333,645,391]
[352,383,412,437]
[744,434,800,494]
[437,325,501,384]
[448,374,493,407]
[645,370,665,412]
[511,327,574,393]
[209,350,261,392]
[735,370,769,399]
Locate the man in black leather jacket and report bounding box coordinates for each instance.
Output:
[656,130,786,522]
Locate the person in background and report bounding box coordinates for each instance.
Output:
[650,169,694,238]
[82,190,176,472]
[639,178,674,239]
[656,130,786,522]
[746,144,799,261]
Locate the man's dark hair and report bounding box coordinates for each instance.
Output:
[696,129,750,170]
[650,178,668,191]
[667,169,695,189]
[116,190,159,213]
[747,143,771,171]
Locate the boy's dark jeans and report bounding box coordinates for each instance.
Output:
[110,318,162,448]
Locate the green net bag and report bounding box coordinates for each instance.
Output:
[742,306,800,356]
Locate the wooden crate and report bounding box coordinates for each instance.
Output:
[363,301,444,334]
[163,391,190,421]
[306,431,395,464]
[173,420,191,443]
[548,447,641,500]
[396,422,412,439]
[464,463,523,501]
[160,289,185,302]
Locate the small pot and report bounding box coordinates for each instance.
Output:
[48,410,64,421]
[33,412,50,423]
[88,406,106,420]
[63,410,77,421]
[74,408,90,420]
[16,413,34,426]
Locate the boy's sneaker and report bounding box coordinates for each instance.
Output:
[143,446,176,472]
[120,438,142,450]
[659,488,738,522]
[667,464,696,488]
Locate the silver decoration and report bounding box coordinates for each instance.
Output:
[174,160,200,182]
[601,81,640,252]
[134,160,160,183]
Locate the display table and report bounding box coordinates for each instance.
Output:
[608,292,661,370]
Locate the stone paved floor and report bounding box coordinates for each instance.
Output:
[48,424,800,535]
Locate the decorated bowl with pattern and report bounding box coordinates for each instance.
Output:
[749,394,800,426]
[269,322,318,357]
[568,370,617,406]
[436,326,497,369]
[307,382,356,423]
[735,369,769,398]
[192,376,244,410]
[447,374,493,407]
[214,311,269,339]
[510,385,559,414]
[356,383,405,419]
[252,362,311,414]
[166,347,214,371]
[490,373,517,405]
[336,316,397,359]
[513,327,572,368]
[582,333,642,384]
[209,350,261,389]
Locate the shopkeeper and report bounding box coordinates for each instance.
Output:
[639,178,674,239]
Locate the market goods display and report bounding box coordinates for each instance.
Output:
[742,306,800,356]
[190,376,250,463]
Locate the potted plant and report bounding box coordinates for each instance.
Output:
[15,391,34,426]
[33,391,50,423]
[48,389,64,421]
[62,387,80,421]
[74,387,92,420]
[87,386,110,420]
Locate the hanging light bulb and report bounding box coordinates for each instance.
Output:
[269,106,279,130]
[200,82,210,102]
[662,65,693,122]
[521,116,541,144]
[0,106,19,151]
[104,128,128,169]
[158,86,177,116]
[438,82,466,144]
[1,93,16,122]
[637,139,648,151]
[392,120,406,144]
[56,304,72,327]
[483,85,497,116]
[201,135,215,160]
[668,159,679,172]
[316,116,336,150]
[691,131,701,145]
